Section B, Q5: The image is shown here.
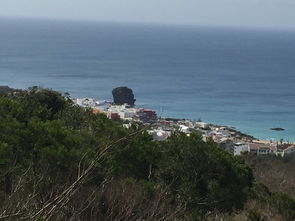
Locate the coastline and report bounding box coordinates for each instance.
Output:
[1,85,294,154]
[72,96,295,156]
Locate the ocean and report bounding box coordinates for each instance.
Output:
[1,18,295,141]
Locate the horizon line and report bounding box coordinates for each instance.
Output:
[1,15,295,33]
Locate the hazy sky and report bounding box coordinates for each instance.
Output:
[0,0,295,28]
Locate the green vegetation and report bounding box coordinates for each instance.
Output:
[0,87,294,220]
[0,86,19,95]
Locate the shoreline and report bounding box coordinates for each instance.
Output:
[73,97,294,149]
[1,85,294,146]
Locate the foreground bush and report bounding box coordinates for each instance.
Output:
[0,87,293,220]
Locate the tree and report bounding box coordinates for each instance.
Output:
[155,133,254,213]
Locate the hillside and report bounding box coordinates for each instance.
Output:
[0,87,294,220]
[243,154,295,198]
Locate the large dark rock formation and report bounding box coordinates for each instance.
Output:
[112,87,136,106]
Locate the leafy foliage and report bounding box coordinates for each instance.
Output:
[156,133,253,213]
[0,87,293,220]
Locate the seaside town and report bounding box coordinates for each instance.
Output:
[73,87,295,158]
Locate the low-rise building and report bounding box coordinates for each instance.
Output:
[148,129,171,141]
[195,122,209,129]
[179,125,190,133]
[248,143,277,155]
[233,142,249,155]
[217,138,235,153]
[283,145,295,156]
[216,127,231,137]
[74,98,97,108]
[107,112,120,120]
[136,109,157,123]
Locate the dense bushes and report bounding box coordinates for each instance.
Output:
[0,87,293,220]
[156,133,253,213]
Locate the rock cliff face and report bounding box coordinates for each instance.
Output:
[112,87,136,106]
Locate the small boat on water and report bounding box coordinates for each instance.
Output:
[270,127,285,131]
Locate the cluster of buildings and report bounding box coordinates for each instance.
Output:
[216,137,295,157]
[72,98,157,123]
[73,97,295,157]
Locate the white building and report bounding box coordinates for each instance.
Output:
[216,127,231,137]
[179,125,190,133]
[148,129,171,141]
[106,104,137,120]
[233,142,249,155]
[283,145,295,156]
[74,98,97,108]
[195,122,209,129]
[73,98,109,111]
[118,109,136,120]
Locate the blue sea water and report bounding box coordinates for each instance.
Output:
[1,18,295,141]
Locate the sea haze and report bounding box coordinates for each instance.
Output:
[1,18,295,141]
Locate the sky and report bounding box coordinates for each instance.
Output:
[0,0,295,29]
